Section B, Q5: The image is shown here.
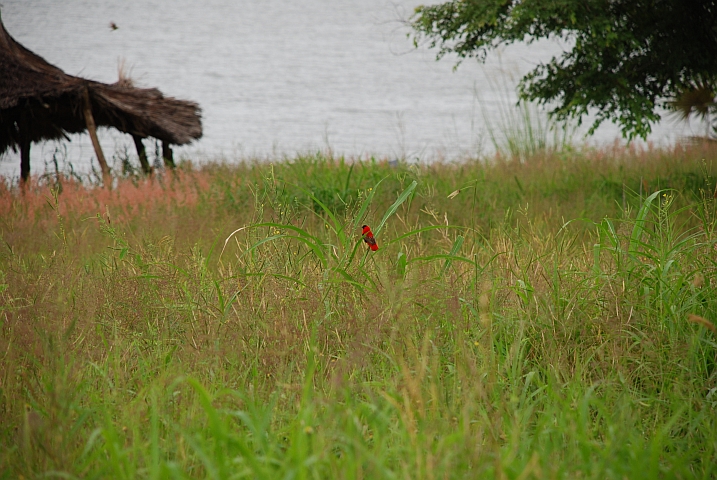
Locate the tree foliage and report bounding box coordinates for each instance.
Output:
[411,0,717,139]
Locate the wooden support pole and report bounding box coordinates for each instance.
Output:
[82,86,111,185]
[20,136,30,185]
[162,140,175,169]
[132,135,152,175]
[19,112,31,185]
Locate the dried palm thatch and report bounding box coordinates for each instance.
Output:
[669,80,716,122]
[0,12,202,182]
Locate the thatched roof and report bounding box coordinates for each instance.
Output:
[0,12,202,157]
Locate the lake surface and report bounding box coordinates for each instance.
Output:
[0,1,695,180]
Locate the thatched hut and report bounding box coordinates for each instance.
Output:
[0,12,202,183]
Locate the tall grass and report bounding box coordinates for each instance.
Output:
[476,74,579,161]
[1,145,717,478]
[485,99,579,160]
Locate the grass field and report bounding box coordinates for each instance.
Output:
[1,143,717,479]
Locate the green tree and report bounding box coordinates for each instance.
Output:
[411,0,717,140]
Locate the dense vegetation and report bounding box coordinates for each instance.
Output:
[411,0,717,139]
[1,144,717,478]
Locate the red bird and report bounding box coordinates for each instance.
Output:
[361,225,379,251]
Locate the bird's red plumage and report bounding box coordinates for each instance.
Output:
[361,225,379,251]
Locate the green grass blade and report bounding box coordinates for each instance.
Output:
[440,235,464,277]
[629,190,661,255]
[350,178,384,234]
[375,180,417,237]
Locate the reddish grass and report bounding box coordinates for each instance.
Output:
[0,169,214,225]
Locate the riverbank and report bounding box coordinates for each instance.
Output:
[2,144,716,478]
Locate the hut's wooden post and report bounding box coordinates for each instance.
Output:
[162,141,175,169]
[82,87,111,185]
[132,135,152,175]
[19,114,31,185]
[20,137,30,185]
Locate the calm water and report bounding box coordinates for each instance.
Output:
[0,1,694,180]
